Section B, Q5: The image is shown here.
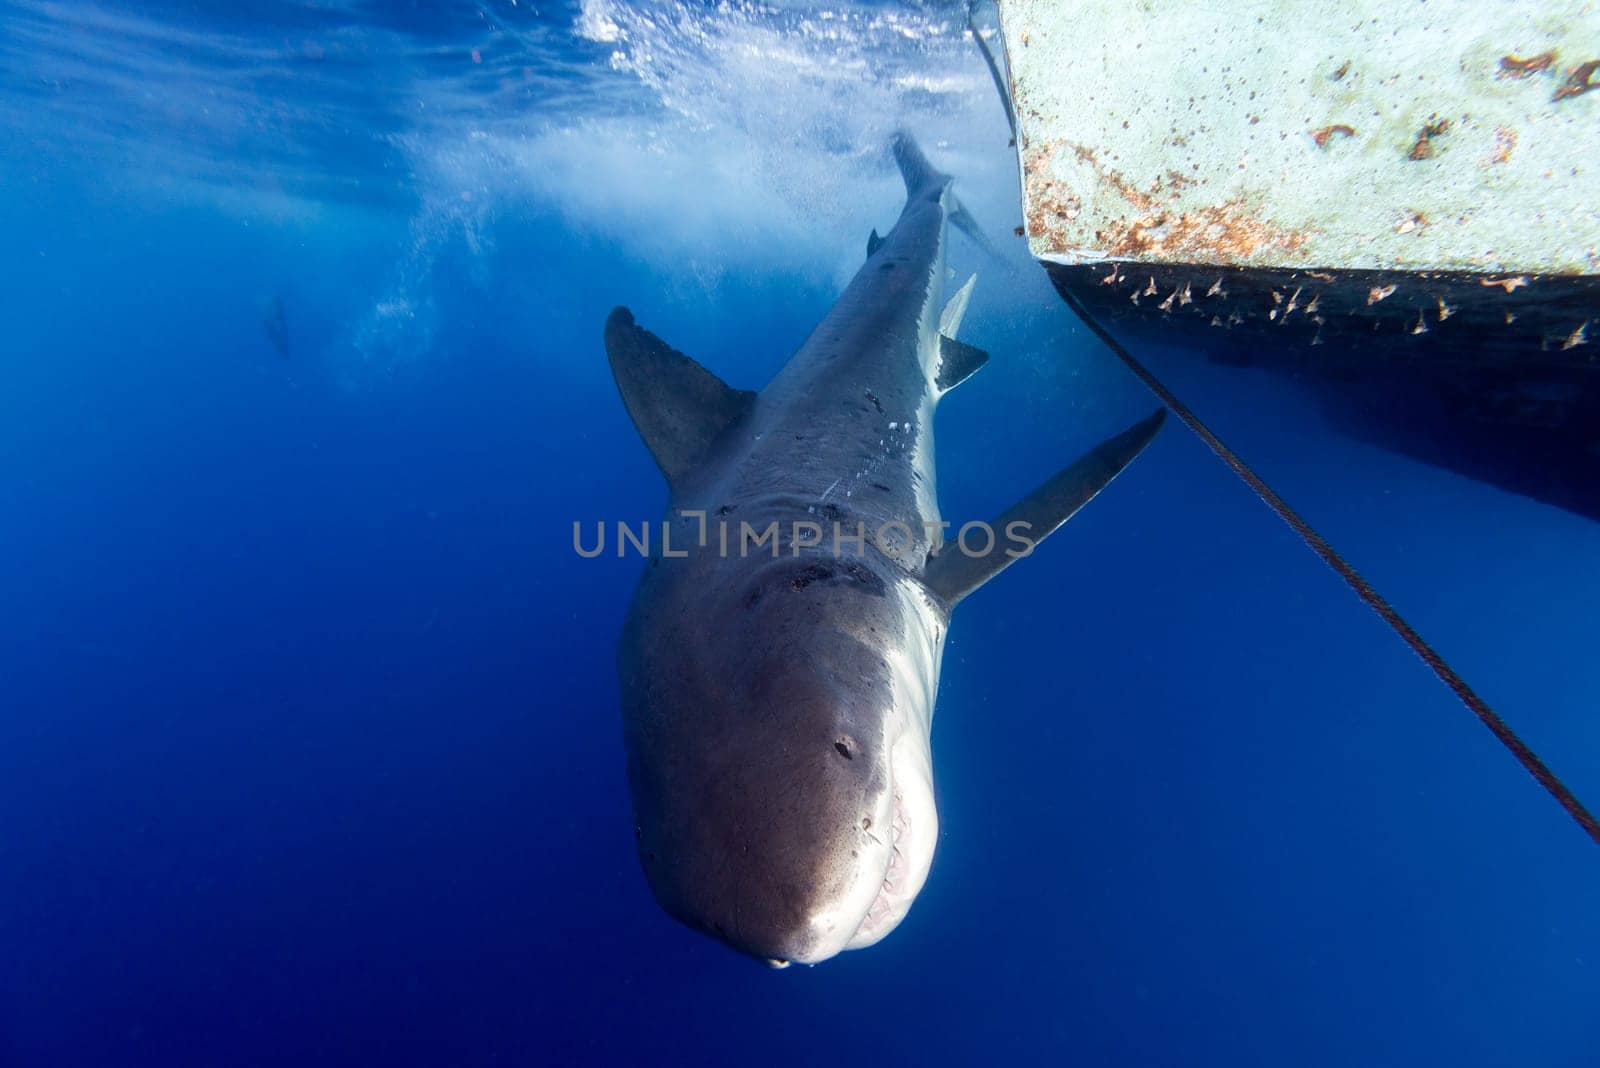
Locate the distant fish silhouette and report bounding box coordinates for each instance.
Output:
[259,293,289,358]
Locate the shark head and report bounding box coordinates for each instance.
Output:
[620,552,942,966]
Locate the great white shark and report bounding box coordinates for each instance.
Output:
[604,134,1165,966]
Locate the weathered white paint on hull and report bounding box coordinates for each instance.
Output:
[998,0,1600,275]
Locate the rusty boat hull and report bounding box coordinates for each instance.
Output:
[995,0,1600,518]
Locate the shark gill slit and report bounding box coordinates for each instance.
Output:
[1055,284,1600,851]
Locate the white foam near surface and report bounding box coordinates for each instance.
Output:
[998,0,1600,274]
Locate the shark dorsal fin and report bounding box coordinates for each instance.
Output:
[604,307,756,488]
[922,409,1166,606]
[867,229,886,258]
[936,335,989,392]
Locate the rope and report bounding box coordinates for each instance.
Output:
[964,3,1016,143]
[1057,285,1600,848]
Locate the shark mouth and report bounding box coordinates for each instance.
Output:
[846,786,914,949]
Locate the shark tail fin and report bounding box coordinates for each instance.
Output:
[892,132,949,197]
[950,195,1005,265]
[922,408,1167,606]
[893,134,1005,265]
[604,307,756,489]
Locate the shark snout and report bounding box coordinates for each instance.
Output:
[631,719,898,966]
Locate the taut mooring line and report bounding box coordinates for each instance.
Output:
[965,2,1016,144]
[1055,286,1600,849]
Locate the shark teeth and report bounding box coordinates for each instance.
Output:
[857,788,908,939]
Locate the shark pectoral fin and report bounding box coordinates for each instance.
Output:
[936,335,989,392]
[867,229,886,258]
[922,408,1167,606]
[604,307,757,486]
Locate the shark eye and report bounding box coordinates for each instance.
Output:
[834,739,854,760]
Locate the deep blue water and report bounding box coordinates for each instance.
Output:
[3,2,1599,1065]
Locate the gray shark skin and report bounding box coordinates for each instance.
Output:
[605,134,1164,967]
